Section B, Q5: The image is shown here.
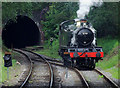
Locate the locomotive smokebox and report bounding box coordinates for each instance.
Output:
[77,28,94,46]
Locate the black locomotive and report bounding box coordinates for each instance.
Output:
[59,19,104,69]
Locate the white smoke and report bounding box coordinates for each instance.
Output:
[70,28,80,47]
[77,0,103,19]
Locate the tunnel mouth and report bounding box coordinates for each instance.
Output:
[2,15,40,48]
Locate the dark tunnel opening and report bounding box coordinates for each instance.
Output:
[2,15,41,48]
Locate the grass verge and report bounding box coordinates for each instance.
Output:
[97,36,119,79]
[97,36,118,56]
[35,39,62,59]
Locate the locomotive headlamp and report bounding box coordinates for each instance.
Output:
[84,41,86,44]
[76,21,81,27]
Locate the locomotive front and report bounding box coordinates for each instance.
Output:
[77,28,94,47]
[59,19,104,69]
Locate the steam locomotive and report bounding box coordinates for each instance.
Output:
[59,19,104,69]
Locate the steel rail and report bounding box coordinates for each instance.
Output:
[23,49,63,63]
[23,49,91,88]
[33,58,90,88]
[94,68,119,88]
[13,49,33,88]
[20,49,54,88]
[31,58,64,67]
[73,68,90,88]
[50,61,119,88]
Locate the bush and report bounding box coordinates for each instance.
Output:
[97,36,118,56]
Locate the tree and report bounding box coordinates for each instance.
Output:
[87,2,118,38]
[2,2,49,24]
[41,2,79,39]
[2,2,33,23]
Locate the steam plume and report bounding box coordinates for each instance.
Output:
[77,0,103,19]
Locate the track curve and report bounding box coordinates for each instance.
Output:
[13,49,54,88]
[13,49,33,88]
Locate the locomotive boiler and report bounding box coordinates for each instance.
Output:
[59,19,104,69]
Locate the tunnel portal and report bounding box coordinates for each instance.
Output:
[2,15,40,48]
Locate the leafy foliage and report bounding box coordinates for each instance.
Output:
[2,2,33,23]
[2,2,49,23]
[41,2,79,39]
[87,2,119,37]
[97,36,118,56]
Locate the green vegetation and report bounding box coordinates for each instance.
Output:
[97,36,118,56]
[0,36,20,83]
[2,2,49,23]
[96,37,119,79]
[97,54,119,79]
[97,55,118,69]
[107,67,119,79]
[88,2,119,37]
[41,2,78,39]
[35,39,62,59]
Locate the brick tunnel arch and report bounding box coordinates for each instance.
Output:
[2,15,41,48]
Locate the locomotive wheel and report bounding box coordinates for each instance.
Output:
[90,64,95,70]
[63,59,72,67]
[71,59,75,67]
[89,59,95,70]
[76,58,80,65]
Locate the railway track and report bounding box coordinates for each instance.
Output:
[13,49,33,88]
[22,48,63,63]
[14,49,119,88]
[17,49,90,87]
[13,49,54,88]
[36,55,119,88]
[45,54,119,88]
[94,68,119,88]
[32,55,119,88]
[80,68,119,88]
[43,61,119,88]
[51,61,90,87]
[25,51,90,87]
[72,68,90,88]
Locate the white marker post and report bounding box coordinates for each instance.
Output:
[65,67,68,78]
[7,67,9,80]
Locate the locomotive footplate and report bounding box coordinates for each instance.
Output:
[62,47,104,69]
[63,47,104,59]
